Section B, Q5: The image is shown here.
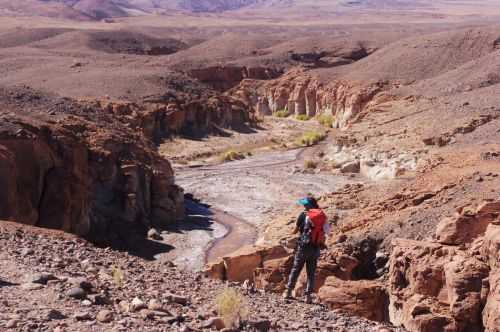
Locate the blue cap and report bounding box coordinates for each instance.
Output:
[298,198,313,207]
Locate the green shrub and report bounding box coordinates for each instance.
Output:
[220,150,246,162]
[304,160,318,169]
[274,109,289,118]
[317,114,335,128]
[296,114,310,121]
[296,131,327,147]
[216,288,248,328]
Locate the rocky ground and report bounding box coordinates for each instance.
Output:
[1,6,500,332]
[0,220,402,332]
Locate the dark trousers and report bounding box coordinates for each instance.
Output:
[286,245,320,295]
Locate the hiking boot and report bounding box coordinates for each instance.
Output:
[283,289,293,299]
[305,294,312,304]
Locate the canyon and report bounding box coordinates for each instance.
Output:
[1,2,500,332]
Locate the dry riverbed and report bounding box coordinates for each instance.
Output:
[158,124,360,271]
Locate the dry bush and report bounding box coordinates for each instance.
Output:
[216,288,248,328]
[317,114,335,128]
[274,109,289,118]
[296,131,326,147]
[304,159,318,169]
[296,114,310,121]
[111,265,125,287]
[220,150,246,162]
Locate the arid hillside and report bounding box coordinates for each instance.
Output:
[1,4,500,332]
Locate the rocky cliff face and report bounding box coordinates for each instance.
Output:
[388,200,500,332]
[0,87,184,246]
[233,70,393,128]
[91,94,254,142]
[188,65,282,91]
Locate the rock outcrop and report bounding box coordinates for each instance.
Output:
[318,277,388,322]
[189,66,282,91]
[388,199,500,332]
[435,201,500,245]
[89,94,255,143]
[0,87,184,245]
[234,70,393,128]
[204,245,289,283]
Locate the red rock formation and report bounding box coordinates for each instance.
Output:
[0,88,184,245]
[189,66,282,91]
[233,70,393,128]
[91,94,255,142]
[436,201,500,245]
[318,277,387,322]
[388,199,500,332]
[204,245,290,283]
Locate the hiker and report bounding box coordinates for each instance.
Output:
[283,196,331,303]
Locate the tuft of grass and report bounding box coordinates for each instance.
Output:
[274,109,289,118]
[216,288,248,329]
[304,160,318,169]
[220,150,246,162]
[296,114,310,121]
[317,114,335,128]
[296,131,327,147]
[111,265,125,287]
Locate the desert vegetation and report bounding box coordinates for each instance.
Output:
[215,288,249,329]
[317,114,335,128]
[2,1,500,332]
[296,114,310,121]
[295,131,327,147]
[304,159,318,169]
[274,109,289,118]
[220,150,246,162]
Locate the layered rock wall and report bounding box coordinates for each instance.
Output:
[0,91,185,246]
[189,66,282,91]
[234,71,391,128]
[93,94,254,142]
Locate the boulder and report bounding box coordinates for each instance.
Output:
[96,310,113,323]
[436,200,500,245]
[223,250,263,282]
[204,260,225,280]
[206,245,289,283]
[254,256,294,292]
[147,228,163,241]
[130,297,146,312]
[483,224,500,270]
[388,239,488,332]
[482,224,500,331]
[28,272,57,285]
[294,258,358,297]
[483,271,500,332]
[202,317,225,330]
[318,277,387,322]
[340,160,361,174]
[67,287,87,300]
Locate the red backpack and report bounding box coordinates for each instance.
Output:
[307,209,327,246]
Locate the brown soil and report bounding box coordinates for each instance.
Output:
[1,4,500,332]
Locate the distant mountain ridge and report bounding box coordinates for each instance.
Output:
[0,0,499,20]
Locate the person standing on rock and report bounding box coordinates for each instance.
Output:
[284,196,331,303]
